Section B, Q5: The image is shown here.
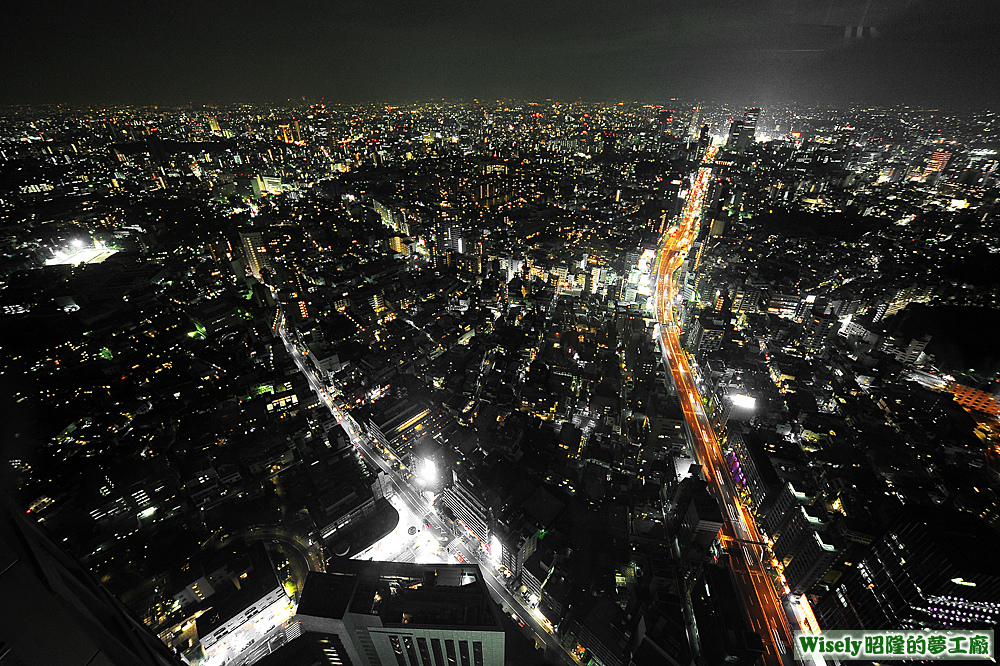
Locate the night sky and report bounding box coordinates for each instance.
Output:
[3,0,997,108]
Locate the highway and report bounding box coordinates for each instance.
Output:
[277,324,579,666]
[652,146,794,666]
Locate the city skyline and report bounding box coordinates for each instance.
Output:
[1,13,999,663]
[2,0,999,109]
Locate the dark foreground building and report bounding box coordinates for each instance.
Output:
[0,493,184,666]
[818,505,1000,631]
[261,559,505,666]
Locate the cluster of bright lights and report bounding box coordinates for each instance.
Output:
[46,239,117,266]
[730,394,757,410]
[416,458,438,486]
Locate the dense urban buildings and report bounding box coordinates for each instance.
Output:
[1,99,999,666]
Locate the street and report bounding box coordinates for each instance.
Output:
[278,321,581,666]
[652,145,796,666]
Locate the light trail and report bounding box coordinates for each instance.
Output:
[652,146,796,666]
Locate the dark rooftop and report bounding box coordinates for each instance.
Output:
[295,560,500,630]
[295,571,358,621]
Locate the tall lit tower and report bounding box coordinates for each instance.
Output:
[278,120,302,143]
[240,230,270,279]
[698,123,712,160]
[658,109,675,140]
[734,107,761,152]
[725,118,742,150]
[687,103,702,139]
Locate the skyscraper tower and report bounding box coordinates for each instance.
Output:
[697,123,712,160]
[733,107,761,152]
[654,109,673,153]
[658,109,675,141]
[725,118,742,149]
[687,103,702,139]
[278,119,302,144]
[240,230,270,279]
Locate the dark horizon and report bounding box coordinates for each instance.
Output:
[3,0,997,110]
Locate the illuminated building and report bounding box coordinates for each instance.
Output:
[727,107,761,152]
[685,312,727,360]
[725,429,780,515]
[240,231,270,279]
[278,120,302,144]
[687,103,702,139]
[783,529,842,595]
[697,122,712,159]
[759,481,809,537]
[658,108,675,147]
[195,542,293,665]
[726,118,743,150]
[292,561,505,666]
[894,333,932,366]
[442,471,491,549]
[388,235,410,256]
[0,494,183,666]
[197,541,291,662]
[950,383,1000,416]
[364,399,441,462]
[923,149,951,180]
[675,477,724,564]
[774,504,843,594]
[817,505,1000,631]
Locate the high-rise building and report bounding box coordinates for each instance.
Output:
[950,383,1000,416]
[687,103,702,139]
[923,149,951,180]
[731,107,761,152]
[290,561,505,666]
[817,505,1000,631]
[726,117,743,151]
[725,430,780,515]
[278,120,302,144]
[697,123,712,160]
[240,231,270,279]
[443,470,491,550]
[658,109,675,146]
[784,530,842,595]
[0,494,183,666]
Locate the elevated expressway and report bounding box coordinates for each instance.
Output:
[652,146,795,665]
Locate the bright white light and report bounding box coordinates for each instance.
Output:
[72,239,85,249]
[490,535,502,567]
[418,459,438,485]
[730,394,757,410]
